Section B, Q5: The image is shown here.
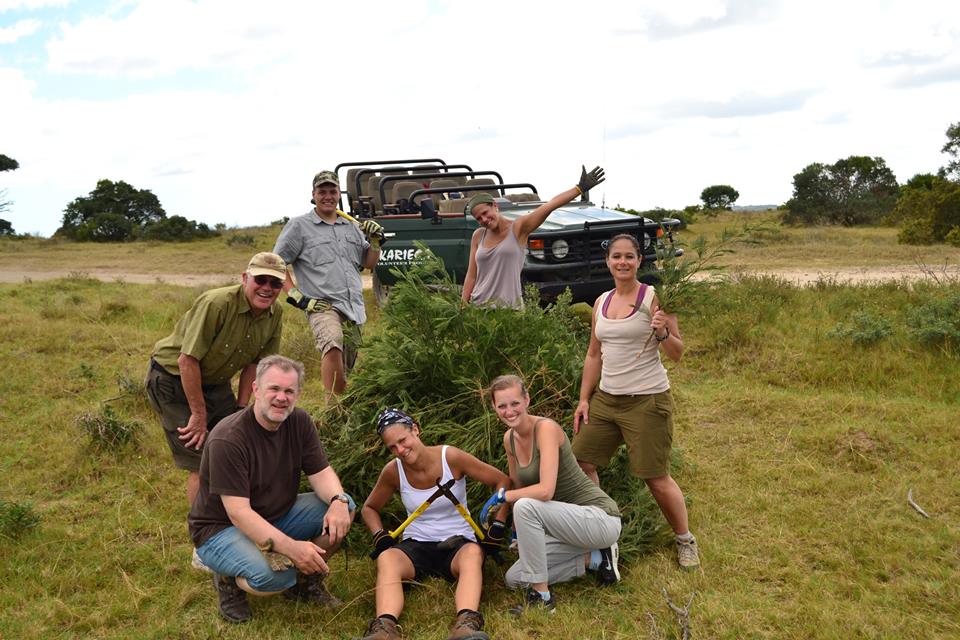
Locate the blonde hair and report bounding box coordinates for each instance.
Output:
[488,374,527,402]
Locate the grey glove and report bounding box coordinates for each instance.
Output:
[358,218,386,248]
[578,165,606,194]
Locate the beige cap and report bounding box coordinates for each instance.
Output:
[246,252,286,279]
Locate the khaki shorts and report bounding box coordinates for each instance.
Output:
[571,388,674,479]
[307,309,361,373]
[144,360,237,472]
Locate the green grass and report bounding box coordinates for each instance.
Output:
[1,262,959,637]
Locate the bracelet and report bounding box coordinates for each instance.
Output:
[655,327,670,342]
[574,185,583,196]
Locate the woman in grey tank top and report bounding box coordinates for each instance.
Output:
[461,165,605,308]
[483,375,622,616]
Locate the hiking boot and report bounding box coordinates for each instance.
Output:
[283,571,344,610]
[677,537,700,570]
[447,609,489,640]
[596,542,621,586]
[212,573,251,623]
[191,548,213,574]
[508,587,556,616]
[359,616,402,640]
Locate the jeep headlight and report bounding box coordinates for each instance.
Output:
[551,239,569,259]
[528,238,545,260]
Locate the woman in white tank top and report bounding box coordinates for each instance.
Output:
[461,165,605,309]
[357,408,509,640]
[570,234,701,571]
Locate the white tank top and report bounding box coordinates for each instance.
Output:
[396,445,475,542]
[595,287,670,395]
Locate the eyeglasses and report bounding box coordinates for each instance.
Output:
[253,275,284,289]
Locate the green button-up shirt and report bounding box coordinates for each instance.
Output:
[152,284,283,385]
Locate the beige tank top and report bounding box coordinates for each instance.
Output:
[595,287,670,395]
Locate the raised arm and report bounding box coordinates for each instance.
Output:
[515,165,605,244]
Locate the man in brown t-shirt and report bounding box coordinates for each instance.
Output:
[188,355,355,624]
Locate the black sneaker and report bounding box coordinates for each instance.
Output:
[596,542,621,586]
[508,587,556,616]
[212,573,251,623]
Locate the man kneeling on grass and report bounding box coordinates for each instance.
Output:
[187,355,355,623]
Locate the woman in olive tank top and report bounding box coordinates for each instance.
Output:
[484,375,622,615]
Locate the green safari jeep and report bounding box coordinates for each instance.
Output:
[335,158,681,306]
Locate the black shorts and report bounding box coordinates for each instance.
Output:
[395,537,475,582]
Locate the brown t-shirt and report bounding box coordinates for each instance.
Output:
[188,406,329,547]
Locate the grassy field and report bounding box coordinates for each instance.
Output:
[1,231,959,638]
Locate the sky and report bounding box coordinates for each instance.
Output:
[0,0,958,237]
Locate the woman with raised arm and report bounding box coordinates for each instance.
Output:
[461,166,605,309]
[484,375,622,616]
[571,233,699,570]
[358,408,509,640]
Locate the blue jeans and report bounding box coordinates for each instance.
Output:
[196,493,334,592]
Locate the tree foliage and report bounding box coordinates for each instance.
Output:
[0,153,16,215]
[56,179,215,242]
[893,176,960,245]
[782,156,899,226]
[0,154,18,173]
[940,121,960,181]
[700,184,740,210]
[0,219,14,236]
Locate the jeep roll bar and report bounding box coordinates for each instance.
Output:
[356,166,477,204]
[408,183,540,205]
[376,171,505,208]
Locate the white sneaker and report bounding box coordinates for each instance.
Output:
[192,548,213,574]
[676,537,700,570]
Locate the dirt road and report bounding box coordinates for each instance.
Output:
[2,266,955,288]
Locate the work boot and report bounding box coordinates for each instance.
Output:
[359,616,402,640]
[446,609,489,640]
[212,573,251,623]
[596,542,621,586]
[676,537,701,570]
[508,587,556,616]
[283,571,344,610]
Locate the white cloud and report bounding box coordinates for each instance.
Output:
[0,18,40,43]
[2,0,960,235]
[0,0,67,11]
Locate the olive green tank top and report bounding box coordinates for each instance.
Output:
[511,420,620,518]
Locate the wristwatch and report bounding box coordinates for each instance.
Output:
[332,493,351,505]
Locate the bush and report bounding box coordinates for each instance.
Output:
[894,178,960,245]
[140,215,217,241]
[226,234,255,247]
[0,499,40,540]
[907,293,960,348]
[319,249,673,559]
[946,227,960,247]
[828,311,893,345]
[76,405,143,450]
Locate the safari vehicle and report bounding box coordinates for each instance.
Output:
[334,158,681,306]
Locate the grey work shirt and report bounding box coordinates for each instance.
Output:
[273,210,371,324]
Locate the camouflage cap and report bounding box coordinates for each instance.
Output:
[464,193,496,217]
[246,252,287,279]
[312,170,340,189]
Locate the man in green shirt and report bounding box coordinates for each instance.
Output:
[145,252,287,513]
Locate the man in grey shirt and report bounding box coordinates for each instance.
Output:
[274,170,383,397]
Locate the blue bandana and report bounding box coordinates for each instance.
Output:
[375,407,415,435]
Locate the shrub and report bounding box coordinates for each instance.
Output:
[226,234,255,247]
[140,215,217,241]
[318,248,673,559]
[76,405,143,450]
[946,226,960,247]
[0,499,41,540]
[907,293,960,348]
[828,311,893,345]
[894,177,960,245]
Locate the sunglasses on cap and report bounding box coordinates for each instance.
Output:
[253,275,284,289]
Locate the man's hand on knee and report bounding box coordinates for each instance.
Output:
[279,539,329,575]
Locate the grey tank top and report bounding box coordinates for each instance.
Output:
[511,420,620,518]
[470,224,525,309]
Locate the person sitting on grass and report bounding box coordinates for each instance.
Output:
[188,355,355,623]
[485,374,622,615]
[358,408,510,640]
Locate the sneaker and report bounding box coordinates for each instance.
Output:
[283,572,343,610]
[359,616,402,640]
[508,587,556,616]
[676,537,700,570]
[191,548,213,574]
[596,542,621,586]
[447,609,489,640]
[212,573,251,623]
